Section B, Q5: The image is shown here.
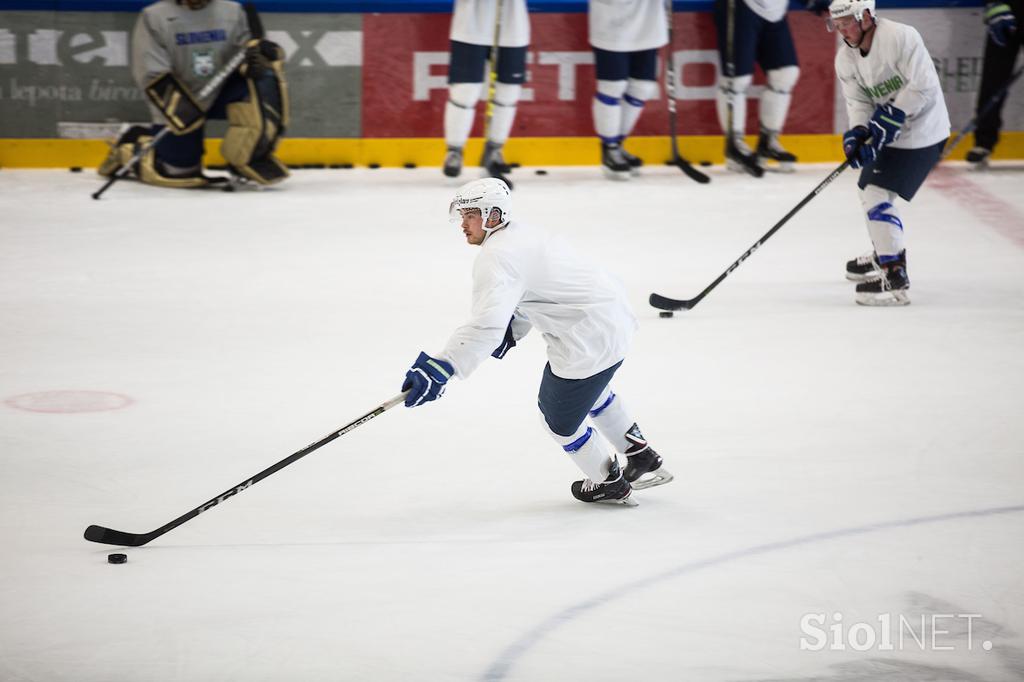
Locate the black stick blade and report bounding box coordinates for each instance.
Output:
[84,524,152,547]
[673,158,711,184]
[650,292,696,311]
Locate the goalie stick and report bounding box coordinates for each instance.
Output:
[650,159,850,311]
[83,392,406,547]
[664,0,710,184]
[91,3,264,200]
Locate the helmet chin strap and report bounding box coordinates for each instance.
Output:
[843,16,876,49]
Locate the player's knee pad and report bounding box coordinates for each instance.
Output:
[860,185,905,257]
[221,68,290,185]
[448,81,482,110]
[765,65,799,94]
[595,79,628,106]
[718,73,752,98]
[492,82,522,108]
[623,78,658,107]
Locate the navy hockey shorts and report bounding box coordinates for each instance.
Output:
[592,47,659,82]
[447,40,527,84]
[538,361,623,437]
[153,72,250,167]
[713,0,798,76]
[858,139,946,201]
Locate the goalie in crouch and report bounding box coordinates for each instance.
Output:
[98,0,289,189]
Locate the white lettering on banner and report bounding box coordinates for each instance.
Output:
[537,51,593,100]
[413,51,448,100]
[0,28,361,67]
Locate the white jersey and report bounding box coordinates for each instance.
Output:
[131,0,249,117]
[742,0,788,23]
[589,0,669,53]
[440,221,638,381]
[449,0,530,48]
[835,18,950,149]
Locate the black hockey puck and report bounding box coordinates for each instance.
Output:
[69,166,82,173]
[659,311,674,318]
[403,162,417,169]
[107,553,127,564]
[368,163,380,169]
[535,169,547,175]
[699,160,712,167]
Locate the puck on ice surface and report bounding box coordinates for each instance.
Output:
[699,161,712,167]
[659,311,674,318]
[535,169,548,175]
[368,163,381,169]
[69,166,83,173]
[107,553,127,564]
[403,162,417,169]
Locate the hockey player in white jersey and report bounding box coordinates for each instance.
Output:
[98,0,289,189]
[588,0,667,180]
[442,0,530,181]
[714,0,802,176]
[399,178,673,505]
[830,0,950,305]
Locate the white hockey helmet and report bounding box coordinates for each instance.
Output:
[827,0,875,25]
[449,178,512,234]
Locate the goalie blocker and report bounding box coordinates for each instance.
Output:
[99,39,289,188]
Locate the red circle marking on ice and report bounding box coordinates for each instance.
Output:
[4,391,134,414]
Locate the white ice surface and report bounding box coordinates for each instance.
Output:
[1,163,1023,682]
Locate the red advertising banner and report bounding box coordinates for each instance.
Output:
[362,12,837,138]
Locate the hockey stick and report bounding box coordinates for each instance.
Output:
[83,392,407,547]
[650,159,850,311]
[942,65,1024,160]
[481,0,514,189]
[663,0,710,183]
[91,3,263,200]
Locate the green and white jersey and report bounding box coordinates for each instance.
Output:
[131,0,249,120]
[835,18,950,149]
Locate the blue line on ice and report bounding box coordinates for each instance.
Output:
[480,503,1024,681]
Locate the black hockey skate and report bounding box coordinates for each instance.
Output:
[855,253,910,306]
[620,147,642,176]
[623,447,674,490]
[443,146,463,178]
[601,142,632,181]
[480,142,513,176]
[756,129,797,173]
[725,136,764,178]
[965,146,991,169]
[571,460,637,506]
[845,251,881,282]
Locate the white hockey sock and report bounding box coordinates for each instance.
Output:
[545,419,614,482]
[444,82,482,148]
[588,387,643,455]
[860,184,905,259]
[593,79,627,143]
[716,73,752,137]
[619,79,658,139]
[486,82,521,145]
[759,66,798,133]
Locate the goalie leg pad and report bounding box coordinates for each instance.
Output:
[145,72,206,134]
[221,68,290,185]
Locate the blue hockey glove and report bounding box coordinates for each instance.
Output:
[842,126,874,169]
[868,104,906,154]
[985,2,1018,47]
[402,352,454,407]
[491,317,516,359]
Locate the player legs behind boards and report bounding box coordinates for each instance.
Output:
[713,0,801,176]
[399,178,673,505]
[591,48,660,180]
[443,0,529,180]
